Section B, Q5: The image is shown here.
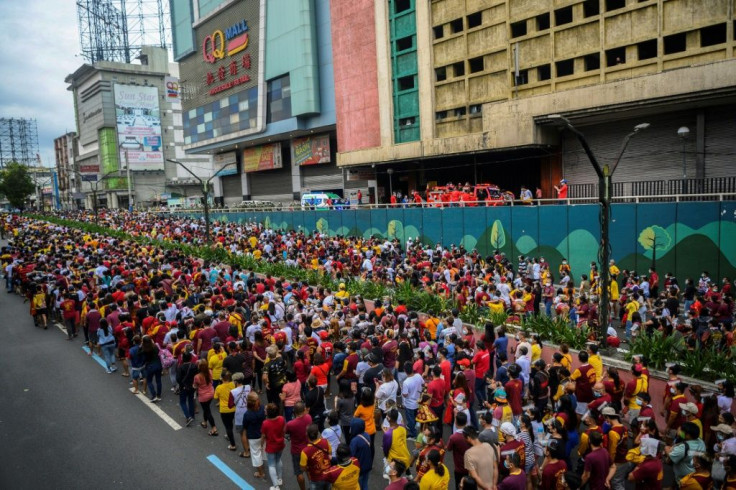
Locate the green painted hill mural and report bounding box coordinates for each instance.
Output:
[204,201,736,283]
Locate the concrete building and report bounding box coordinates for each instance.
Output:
[170,0,373,205]
[53,132,78,209]
[65,46,212,210]
[333,0,736,201]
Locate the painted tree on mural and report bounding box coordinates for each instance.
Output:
[490,220,506,250]
[638,225,673,269]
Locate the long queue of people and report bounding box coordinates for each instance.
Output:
[3,212,736,490]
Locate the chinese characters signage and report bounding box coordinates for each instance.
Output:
[203,18,254,96]
[292,134,331,166]
[243,143,282,173]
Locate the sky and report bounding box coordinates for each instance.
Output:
[0,0,81,167]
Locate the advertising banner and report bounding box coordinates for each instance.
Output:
[292,134,331,166]
[214,152,238,176]
[114,84,164,171]
[243,143,282,173]
[165,77,180,101]
[79,164,100,174]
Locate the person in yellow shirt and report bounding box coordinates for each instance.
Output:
[208,343,226,387]
[530,334,543,363]
[609,260,621,316]
[384,408,411,468]
[323,445,361,490]
[419,449,450,490]
[213,371,237,451]
[624,294,640,341]
[335,283,350,306]
[587,343,603,381]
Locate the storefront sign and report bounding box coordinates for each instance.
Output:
[292,134,331,166]
[81,174,97,182]
[79,164,100,174]
[243,143,282,173]
[165,77,180,100]
[214,151,238,176]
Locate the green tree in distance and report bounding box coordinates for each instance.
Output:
[0,162,35,211]
[637,225,672,269]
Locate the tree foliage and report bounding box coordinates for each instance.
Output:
[0,162,35,210]
[637,225,672,252]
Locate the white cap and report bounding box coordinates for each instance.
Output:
[500,422,517,436]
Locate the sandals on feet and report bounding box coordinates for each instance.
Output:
[208,430,218,436]
[239,451,250,458]
[227,445,237,451]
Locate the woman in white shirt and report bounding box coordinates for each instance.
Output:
[375,368,399,417]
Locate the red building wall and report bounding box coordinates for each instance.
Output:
[330,0,381,152]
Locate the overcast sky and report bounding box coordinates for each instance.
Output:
[0,0,80,166]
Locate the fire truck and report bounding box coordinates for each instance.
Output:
[426,183,513,207]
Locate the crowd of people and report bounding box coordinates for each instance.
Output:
[3,211,736,490]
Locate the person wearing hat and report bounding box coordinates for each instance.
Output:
[463,425,498,490]
[499,422,526,479]
[712,423,736,488]
[626,437,663,489]
[681,402,703,439]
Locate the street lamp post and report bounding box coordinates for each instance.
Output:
[677,126,690,194]
[387,168,394,202]
[166,159,236,244]
[548,114,649,347]
[92,170,122,225]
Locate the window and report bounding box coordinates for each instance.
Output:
[450,18,464,34]
[454,107,467,117]
[433,25,444,40]
[469,56,484,73]
[511,20,527,38]
[584,53,600,71]
[515,69,528,85]
[556,59,574,77]
[537,64,551,81]
[701,23,727,47]
[469,104,482,115]
[394,0,411,14]
[397,76,415,91]
[453,61,465,77]
[266,75,291,124]
[555,6,573,26]
[396,36,413,51]
[435,66,447,82]
[583,0,600,17]
[605,47,626,66]
[467,12,482,29]
[536,13,550,31]
[399,117,415,126]
[435,110,448,121]
[664,33,686,54]
[605,0,626,11]
[637,39,657,60]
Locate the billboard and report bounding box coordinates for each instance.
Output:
[165,77,180,101]
[214,151,238,176]
[114,84,164,171]
[292,134,331,166]
[243,143,282,173]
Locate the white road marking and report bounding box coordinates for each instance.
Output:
[130,389,183,431]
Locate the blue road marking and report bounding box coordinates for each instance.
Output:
[207,454,255,490]
[82,345,109,370]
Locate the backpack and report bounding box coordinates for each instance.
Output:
[159,347,175,369]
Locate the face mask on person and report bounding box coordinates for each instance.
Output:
[670,388,676,394]
[503,460,511,469]
[717,433,726,441]
[635,398,643,406]
[384,463,393,477]
[593,392,603,398]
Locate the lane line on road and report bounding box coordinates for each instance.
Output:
[81,345,109,370]
[131,389,183,431]
[207,455,254,490]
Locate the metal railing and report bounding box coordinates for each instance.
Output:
[570,177,736,201]
[158,192,736,213]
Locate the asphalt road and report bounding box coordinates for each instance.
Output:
[0,279,398,490]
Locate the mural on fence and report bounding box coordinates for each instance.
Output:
[204,201,736,284]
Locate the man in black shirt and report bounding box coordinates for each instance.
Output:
[222,341,246,376]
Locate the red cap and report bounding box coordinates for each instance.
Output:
[318,330,329,340]
[457,359,471,368]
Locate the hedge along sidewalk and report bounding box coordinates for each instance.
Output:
[28,214,727,412]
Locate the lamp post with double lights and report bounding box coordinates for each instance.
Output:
[166,159,237,244]
[91,170,123,225]
[547,114,649,346]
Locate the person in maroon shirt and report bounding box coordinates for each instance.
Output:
[196,319,217,356]
[504,364,524,417]
[447,411,472,489]
[582,431,615,490]
[285,402,313,490]
[212,311,231,340]
[336,342,359,382]
[540,438,568,490]
[382,335,398,371]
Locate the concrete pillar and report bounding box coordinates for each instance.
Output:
[290,142,301,200]
[241,171,250,201]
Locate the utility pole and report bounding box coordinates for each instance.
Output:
[125,150,133,211]
[547,115,649,348]
[92,170,121,225]
[166,159,236,244]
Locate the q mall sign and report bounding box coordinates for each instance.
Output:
[202,19,249,64]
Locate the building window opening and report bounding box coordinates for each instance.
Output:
[396,36,413,51]
[433,25,444,39]
[536,13,550,31]
[453,61,465,77]
[469,104,482,116]
[467,12,482,29]
[450,18,464,34]
[511,20,527,38]
[664,33,686,54]
[514,69,528,85]
[399,117,415,126]
[435,110,448,121]
[397,76,415,91]
[556,59,574,77]
[700,23,727,47]
[584,52,600,71]
[454,107,467,117]
[435,66,447,82]
[394,0,411,14]
[605,0,626,12]
[537,64,551,81]
[468,56,484,73]
[637,39,657,60]
[605,47,626,66]
[583,0,600,17]
[555,6,573,26]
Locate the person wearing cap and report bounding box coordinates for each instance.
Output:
[463,425,498,490]
[712,423,736,488]
[681,402,703,439]
[624,363,649,424]
[626,437,663,490]
[499,422,526,479]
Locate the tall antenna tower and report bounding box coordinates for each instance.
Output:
[77,0,170,64]
[0,118,40,168]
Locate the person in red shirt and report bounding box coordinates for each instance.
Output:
[554,179,568,201]
[300,424,332,489]
[60,293,78,340]
[438,348,452,393]
[261,402,286,489]
[286,402,313,490]
[472,341,491,409]
[571,351,596,418]
[427,365,446,431]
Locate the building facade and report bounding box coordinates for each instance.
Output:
[65,46,212,210]
[170,0,373,205]
[54,132,78,209]
[333,0,736,201]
